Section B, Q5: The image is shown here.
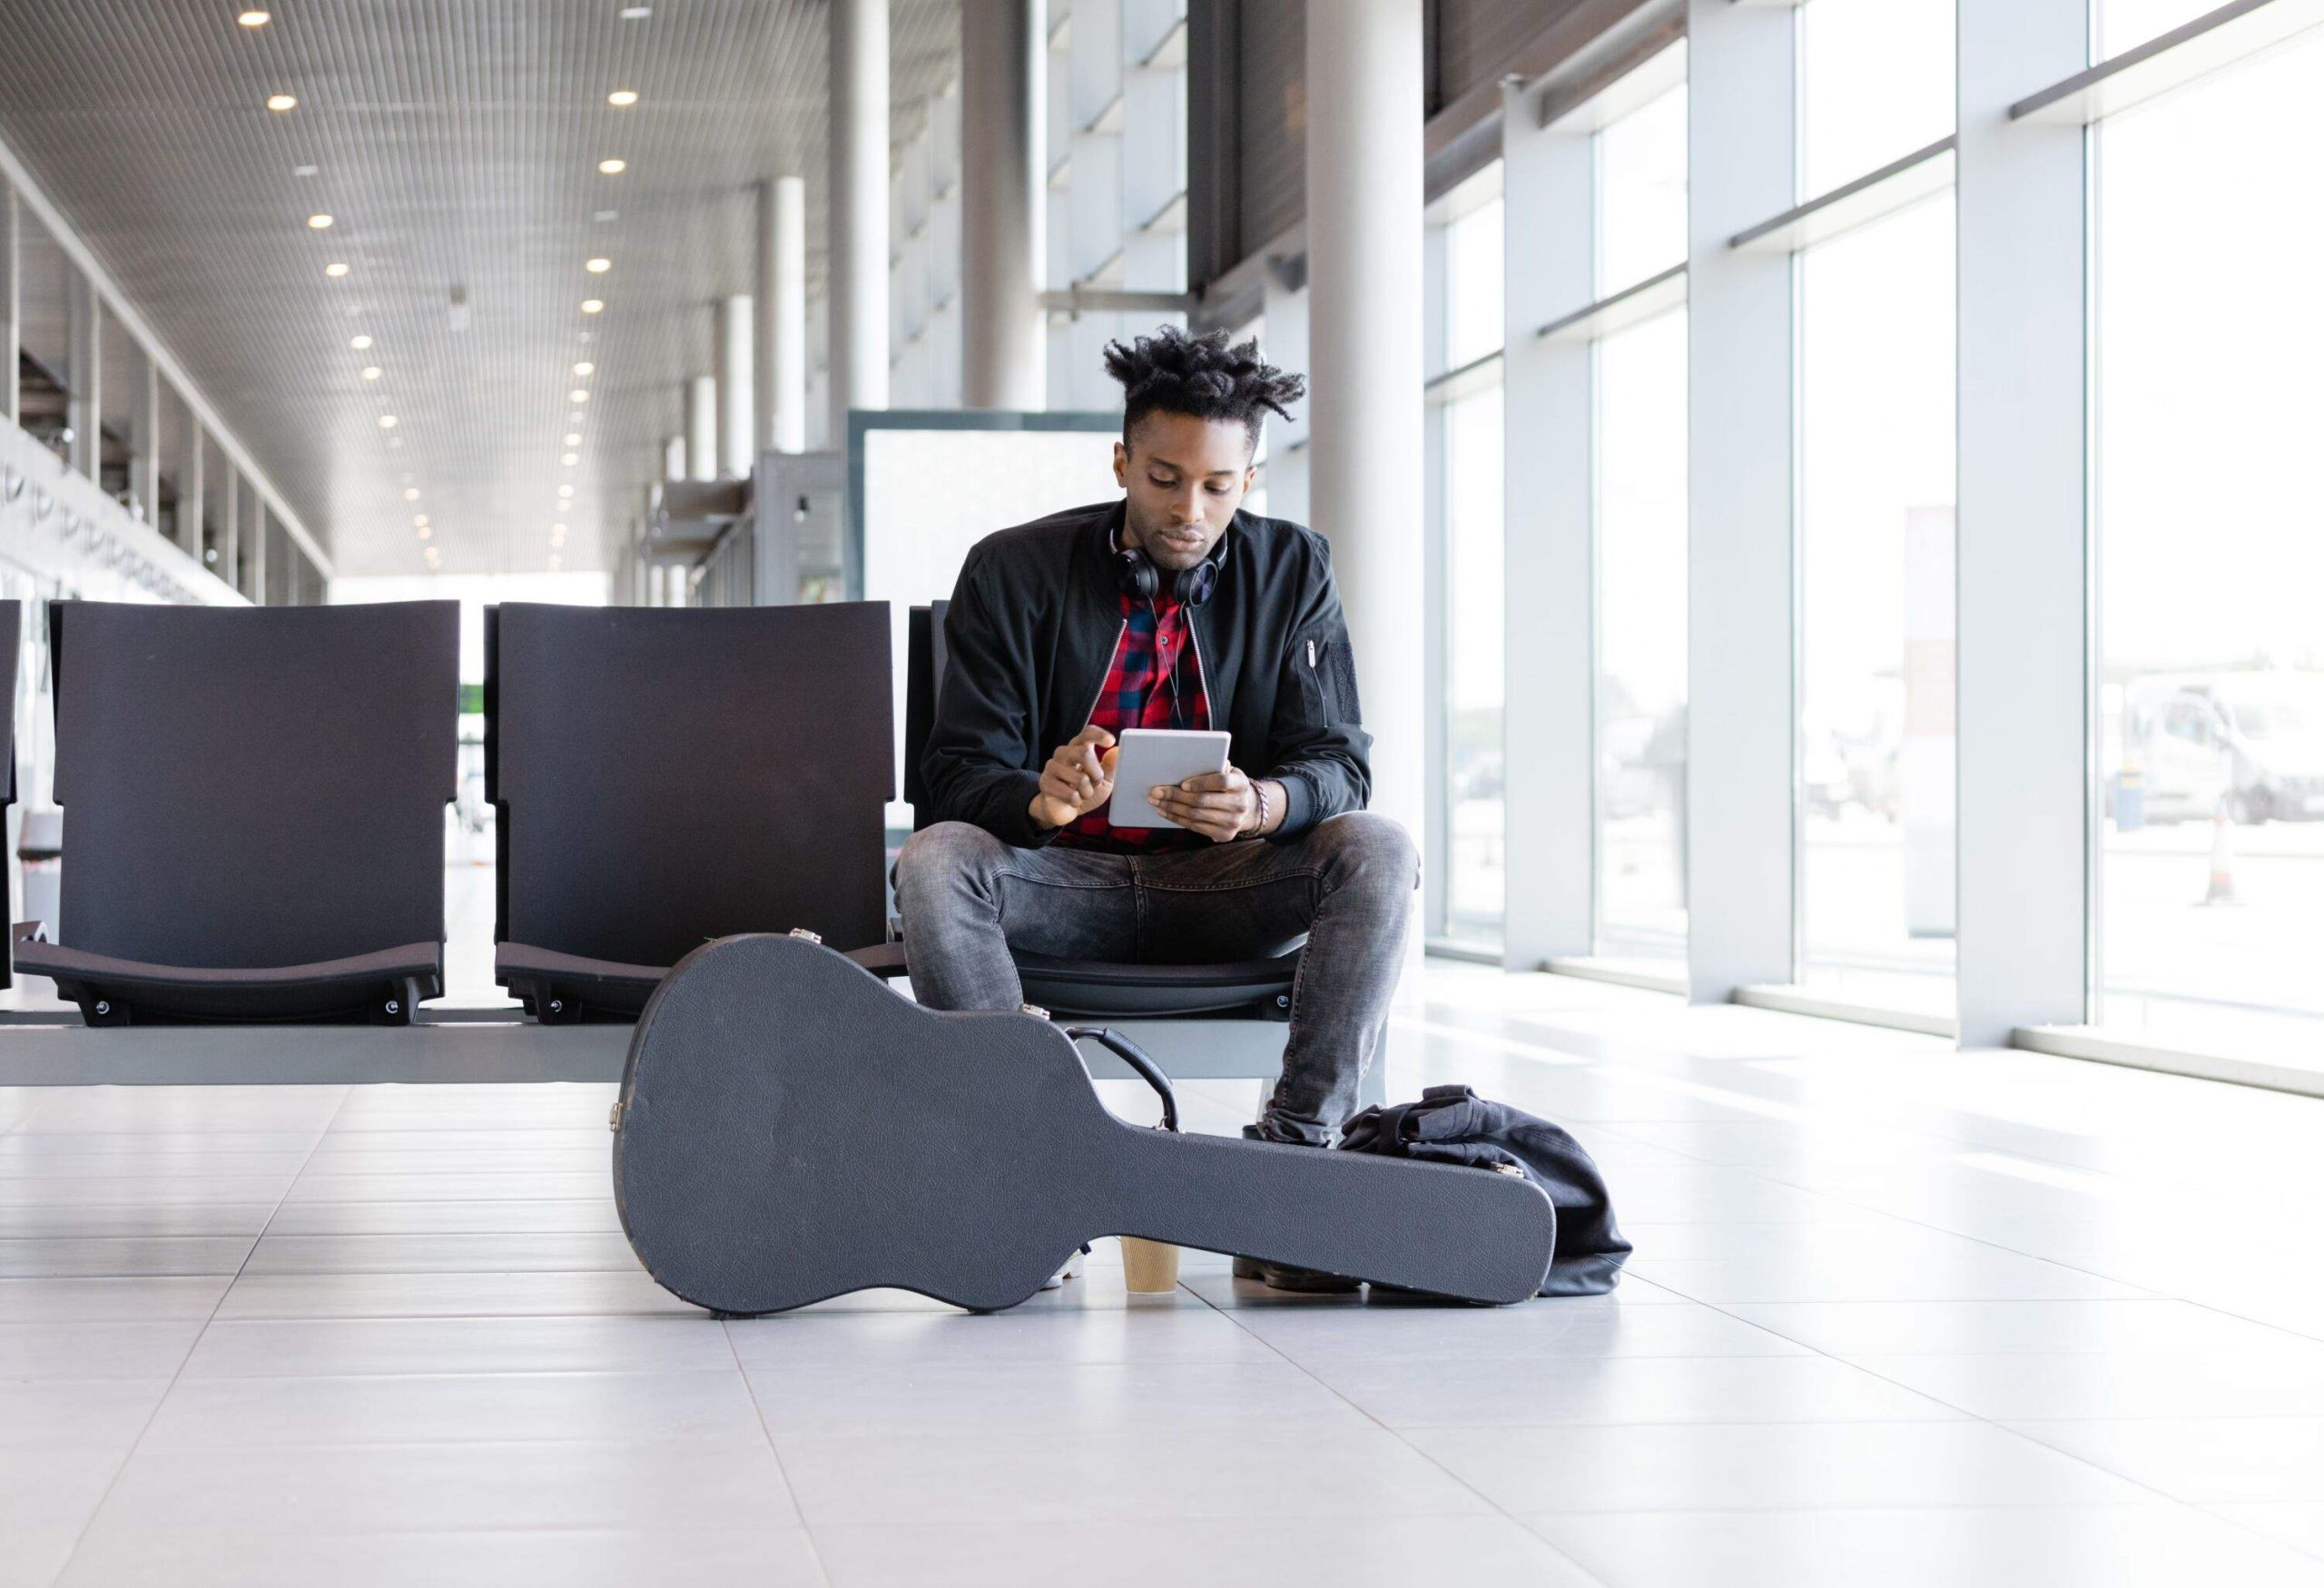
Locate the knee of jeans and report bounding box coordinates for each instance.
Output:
[1315,812,1420,896]
[894,820,1009,904]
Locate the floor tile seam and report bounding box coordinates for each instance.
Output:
[721,1317,836,1584]
[2197,1502,2324,1565]
[51,1082,357,1578]
[1606,1153,2201,1298]
[1170,1273,1607,1559]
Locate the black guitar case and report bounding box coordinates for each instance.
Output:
[613,932,1558,1314]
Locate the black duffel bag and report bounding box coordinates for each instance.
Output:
[1337,1084,1631,1297]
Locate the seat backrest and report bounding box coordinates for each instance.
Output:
[902,599,949,831]
[50,600,458,967]
[487,601,892,962]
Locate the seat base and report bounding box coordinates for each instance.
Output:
[11,924,439,1027]
[495,942,667,1024]
[844,940,1299,1021]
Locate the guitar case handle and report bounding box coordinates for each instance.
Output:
[1063,1026,1178,1133]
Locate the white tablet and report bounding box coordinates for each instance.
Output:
[1105,728,1234,829]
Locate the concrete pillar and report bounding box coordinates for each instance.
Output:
[758,178,811,452]
[1955,0,2090,1044]
[1685,0,1797,1001]
[1499,80,1597,970]
[130,351,161,527]
[0,182,17,429]
[686,377,716,483]
[69,274,101,481]
[249,493,268,604]
[716,295,754,478]
[222,469,240,591]
[664,434,687,485]
[829,0,891,442]
[182,420,204,560]
[1305,0,1427,852]
[961,0,1041,409]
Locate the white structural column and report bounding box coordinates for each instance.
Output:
[68,274,100,480]
[759,177,809,452]
[129,352,160,527]
[829,0,891,441]
[716,295,754,478]
[1684,0,1797,1001]
[687,375,717,483]
[960,0,1041,409]
[180,421,203,557]
[1500,81,1599,970]
[1305,0,1426,853]
[221,469,239,591]
[249,494,267,604]
[1955,0,2090,1045]
[0,182,17,427]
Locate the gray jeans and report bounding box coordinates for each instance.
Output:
[893,813,1419,1145]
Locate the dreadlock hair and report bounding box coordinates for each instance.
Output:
[1102,325,1307,453]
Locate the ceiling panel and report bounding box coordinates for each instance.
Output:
[0,0,959,577]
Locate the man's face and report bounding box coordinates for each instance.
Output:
[1113,410,1257,570]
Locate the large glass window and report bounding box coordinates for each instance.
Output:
[1797,192,1957,1017]
[1593,308,1689,961]
[2093,30,2324,1060]
[1443,389,1506,939]
[1596,75,1687,295]
[1432,172,1505,945]
[1797,0,1955,198]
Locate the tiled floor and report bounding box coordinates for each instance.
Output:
[5,965,2324,1585]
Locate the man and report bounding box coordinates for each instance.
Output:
[895,326,1418,1289]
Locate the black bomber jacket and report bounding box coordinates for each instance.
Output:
[923,498,1373,850]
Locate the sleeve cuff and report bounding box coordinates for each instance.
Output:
[1269,770,1318,842]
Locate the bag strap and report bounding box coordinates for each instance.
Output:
[1064,1027,1178,1132]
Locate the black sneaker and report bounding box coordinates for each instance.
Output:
[1232,1255,1361,1294]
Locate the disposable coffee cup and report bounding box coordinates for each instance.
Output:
[1119,1236,1181,1293]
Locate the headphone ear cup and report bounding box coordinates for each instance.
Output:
[1116,548,1157,602]
[1177,557,1217,607]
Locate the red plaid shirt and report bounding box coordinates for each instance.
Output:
[1057,592,1212,852]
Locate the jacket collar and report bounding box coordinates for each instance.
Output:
[1082,499,1240,607]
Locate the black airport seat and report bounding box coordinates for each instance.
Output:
[12,600,458,1025]
[898,601,1300,1021]
[487,601,892,1021]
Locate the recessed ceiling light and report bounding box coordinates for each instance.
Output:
[350,334,372,350]
[619,6,652,19]
[597,158,626,175]
[548,555,564,570]
[324,261,350,278]
[306,212,333,230]
[572,361,595,376]
[562,432,582,447]
[561,453,579,467]
[266,93,297,112]
[378,414,398,429]
[568,389,590,403]
[361,366,381,380]
[585,258,611,274]
[414,514,429,528]
[558,484,576,498]
[293,163,319,177]
[402,488,419,501]
[580,299,604,314]
[552,523,568,535]
[419,527,434,540]
[239,9,271,26]
[607,89,639,107]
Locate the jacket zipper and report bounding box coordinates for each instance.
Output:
[1187,607,1218,727]
[1082,618,1128,726]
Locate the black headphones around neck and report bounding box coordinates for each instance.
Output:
[1114,531,1224,607]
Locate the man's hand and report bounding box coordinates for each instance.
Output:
[1150,766,1275,843]
[1029,725,1118,830]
